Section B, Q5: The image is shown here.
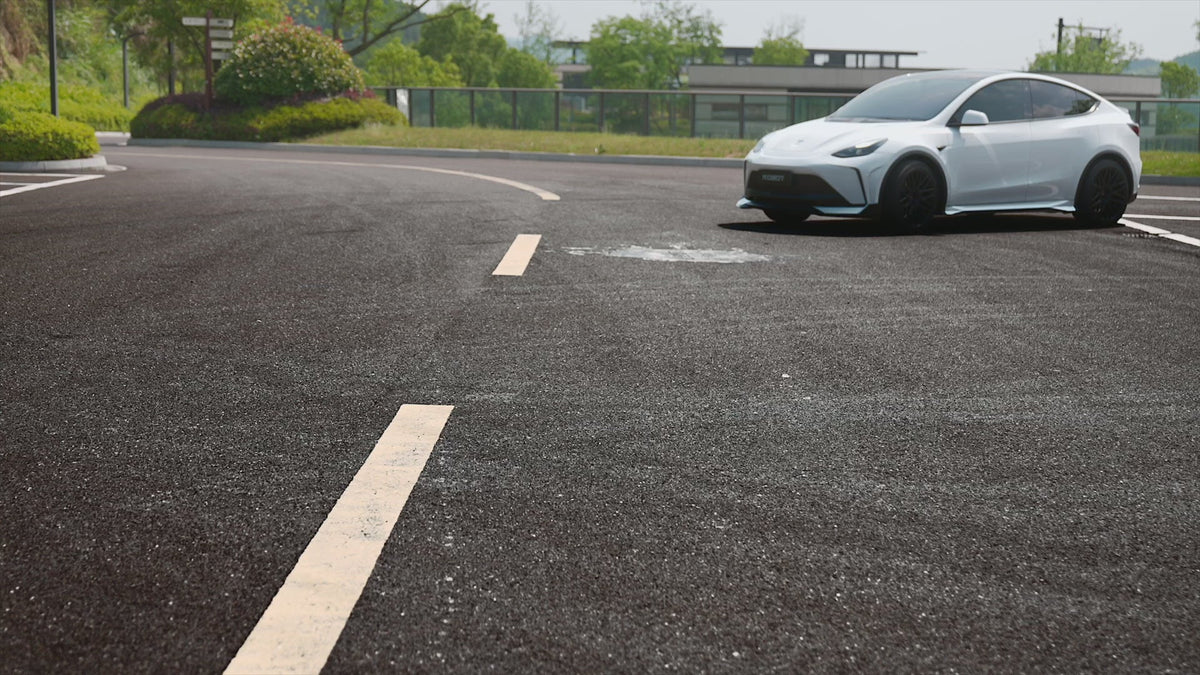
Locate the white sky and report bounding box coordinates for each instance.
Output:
[472,0,1200,70]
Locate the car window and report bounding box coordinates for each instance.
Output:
[953,80,1030,123]
[827,72,985,122]
[1030,80,1098,118]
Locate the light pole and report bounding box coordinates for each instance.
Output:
[47,0,58,115]
[120,32,143,109]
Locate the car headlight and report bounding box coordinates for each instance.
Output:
[832,139,886,158]
[752,138,767,154]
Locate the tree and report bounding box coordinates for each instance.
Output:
[363,39,463,87]
[107,0,290,92]
[1029,23,1141,74]
[304,0,468,58]
[416,3,553,88]
[753,19,808,66]
[586,1,722,89]
[1160,60,1200,98]
[513,0,562,65]
[416,3,507,86]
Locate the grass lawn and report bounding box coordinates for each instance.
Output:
[305,125,1200,176]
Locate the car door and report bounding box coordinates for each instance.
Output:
[1026,80,1100,202]
[941,79,1032,208]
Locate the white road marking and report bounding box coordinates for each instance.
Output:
[0,173,104,198]
[225,404,454,675]
[1125,213,1200,222]
[493,234,542,276]
[1121,218,1200,249]
[1138,195,1200,202]
[123,151,561,201]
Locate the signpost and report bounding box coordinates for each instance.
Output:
[182,14,235,109]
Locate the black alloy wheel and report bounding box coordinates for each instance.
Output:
[1074,159,1130,226]
[883,160,939,232]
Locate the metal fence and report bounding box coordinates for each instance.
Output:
[377,87,1200,153]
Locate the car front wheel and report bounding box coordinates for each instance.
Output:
[1074,159,1130,226]
[881,160,939,232]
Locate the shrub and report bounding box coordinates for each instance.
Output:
[0,111,100,162]
[214,19,366,106]
[130,95,405,142]
[0,81,134,131]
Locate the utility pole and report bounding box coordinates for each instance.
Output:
[1056,17,1064,71]
[47,0,58,115]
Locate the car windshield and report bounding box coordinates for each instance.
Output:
[828,72,987,122]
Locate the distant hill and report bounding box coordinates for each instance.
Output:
[1124,51,1200,77]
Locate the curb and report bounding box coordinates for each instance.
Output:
[0,155,111,172]
[126,137,746,169]
[1142,174,1200,187]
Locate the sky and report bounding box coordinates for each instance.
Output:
[472,0,1200,70]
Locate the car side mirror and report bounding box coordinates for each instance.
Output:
[959,110,990,126]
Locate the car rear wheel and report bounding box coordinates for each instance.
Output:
[882,160,939,232]
[764,209,810,225]
[1074,159,1130,227]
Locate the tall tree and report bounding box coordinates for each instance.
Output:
[1160,61,1200,98]
[310,0,468,58]
[363,39,463,87]
[513,0,562,65]
[1029,23,1142,74]
[416,3,552,88]
[753,18,808,66]
[586,0,722,89]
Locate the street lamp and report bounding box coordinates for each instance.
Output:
[47,0,57,115]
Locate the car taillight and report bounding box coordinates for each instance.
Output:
[1128,122,1140,137]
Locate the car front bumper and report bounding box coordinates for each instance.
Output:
[740,160,872,216]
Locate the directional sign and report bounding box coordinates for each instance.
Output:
[182,16,234,28]
[210,40,234,50]
[211,51,231,60]
[210,29,234,39]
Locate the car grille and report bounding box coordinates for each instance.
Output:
[746,170,850,206]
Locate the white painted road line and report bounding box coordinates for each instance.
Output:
[494,234,542,276]
[1139,195,1200,202]
[1121,218,1200,249]
[1125,213,1200,222]
[0,173,104,198]
[225,404,454,675]
[123,151,561,201]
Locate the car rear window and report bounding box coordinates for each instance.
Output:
[1030,80,1098,118]
[828,72,985,122]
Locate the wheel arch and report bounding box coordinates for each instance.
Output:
[1074,152,1135,207]
[880,150,949,214]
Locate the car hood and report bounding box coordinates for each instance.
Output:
[753,118,925,159]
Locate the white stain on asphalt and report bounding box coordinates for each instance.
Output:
[563,244,769,264]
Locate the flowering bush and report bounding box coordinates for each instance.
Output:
[214,19,366,106]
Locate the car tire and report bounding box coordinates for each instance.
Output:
[1073,158,1130,227]
[764,209,810,225]
[881,160,939,232]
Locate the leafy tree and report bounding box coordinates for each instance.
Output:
[300,0,467,58]
[1029,24,1141,74]
[497,49,557,89]
[363,39,463,87]
[753,19,808,66]
[107,0,290,93]
[1160,60,1200,98]
[1157,60,1200,135]
[586,1,722,89]
[416,3,553,88]
[416,3,506,86]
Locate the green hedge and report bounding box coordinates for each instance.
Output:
[0,108,101,162]
[0,81,134,132]
[131,95,405,142]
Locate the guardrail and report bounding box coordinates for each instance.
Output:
[375,87,1200,153]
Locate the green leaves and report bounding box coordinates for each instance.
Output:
[213,20,365,105]
[1029,25,1141,74]
[586,2,723,90]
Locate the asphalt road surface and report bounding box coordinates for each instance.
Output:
[2,146,1198,673]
